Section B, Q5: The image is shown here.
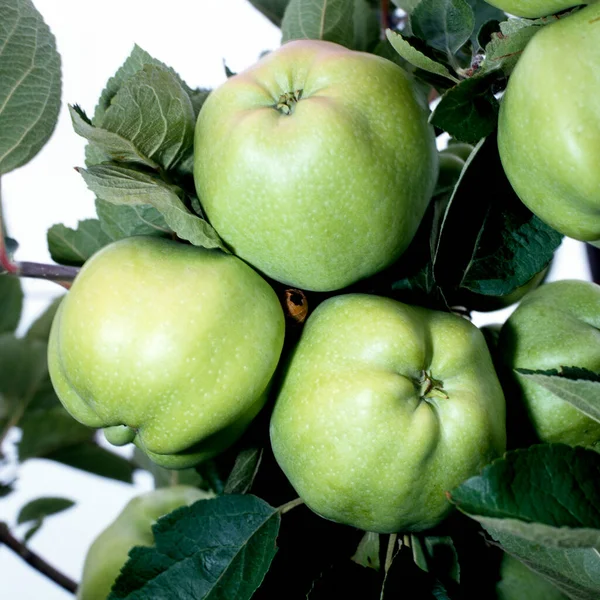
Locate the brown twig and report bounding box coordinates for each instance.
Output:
[380,0,391,34]
[0,522,78,594]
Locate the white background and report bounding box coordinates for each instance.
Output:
[0,1,590,598]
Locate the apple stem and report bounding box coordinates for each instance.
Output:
[0,522,78,594]
[278,497,304,515]
[380,0,390,34]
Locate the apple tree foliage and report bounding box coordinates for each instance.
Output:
[0,0,599,598]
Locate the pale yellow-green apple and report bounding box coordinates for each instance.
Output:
[194,40,438,292]
[498,4,600,246]
[270,294,506,533]
[483,0,587,18]
[78,486,212,600]
[499,279,600,447]
[48,237,285,469]
[495,554,567,600]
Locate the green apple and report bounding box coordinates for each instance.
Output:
[194,40,438,292]
[498,4,600,245]
[483,0,586,17]
[78,486,212,600]
[270,294,506,533]
[499,279,600,447]
[48,237,285,469]
[496,554,567,600]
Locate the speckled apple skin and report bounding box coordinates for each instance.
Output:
[270,294,506,533]
[194,40,438,292]
[483,0,585,18]
[78,486,211,600]
[48,237,285,469]
[498,4,600,245]
[499,280,600,447]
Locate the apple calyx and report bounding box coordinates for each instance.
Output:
[275,90,303,115]
[418,370,448,401]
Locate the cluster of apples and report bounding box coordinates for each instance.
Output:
[49,5,600,543]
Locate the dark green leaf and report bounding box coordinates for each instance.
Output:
[411,0,474,56]
[110,495,280,599]
[433,135,562,298]
[0,0,61,175]
[47,219,113,266]
[249,0,291,26]
[449,445,600,598]
[386,30,460,83]
[430,73,499,144]
[78,164,225,251]
[70,105,159,170]
[481,23,542,76]
[95,200,171,240]
[18,406,93,461]
[47,442,135,483]
[98,65,195,171]
[0,334,47,403]
[465,0,505,51]
[352,0,380,51]
[449,444,600,540]
[25,297,63,343]
[17,497,75,525]
[411,535,460,585]
[0,276,23,334]
[282,0,355,47]
[224,447,264,495]
[516,367,600,425]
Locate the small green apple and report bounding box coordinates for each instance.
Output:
[483,0,586,18]
[496,554,567,600]
[498,4,600,245]
[48,237,285,469]
[194,40,438,292]
[499,279,600,447]
[270,294,506,533]
[78,486,212,600]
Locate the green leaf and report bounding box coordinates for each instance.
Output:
[25,297,63,343]
[0,0,61,175]
[18,406,93,461]
[109,495,280,599]
[97,65,195,171]
[516,368,600,425]
[449,444,600,541]
[481,23,542,76]
[433,134,562,297]
[17,497,75,525]
[224,448,264,495]
[412,535,460,584]
[464,0,505,51]
[351,531,381,571]
[0,334,47,404]
[392,0,422,10]
[449,444,600,599]
[47,442,135,483]
[352,0,380,51]
[0,276,23,334]
[411,0,474,57]
[70,105,159,170]
[281,0,355,47]
[78,164,226,251]
[385,30,460,83]
[430,73,499,144]
[47,219,113,266]
[95,199,171,240]
[248,0,291,26]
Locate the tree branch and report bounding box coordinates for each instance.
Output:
[0,522,78,594]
